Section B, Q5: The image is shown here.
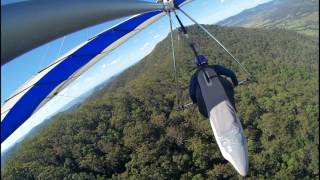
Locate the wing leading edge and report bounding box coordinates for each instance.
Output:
[1,10,165,143]
[1,0,194,143]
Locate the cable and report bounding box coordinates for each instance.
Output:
[168,12,181,107]
[4,24,150,104]
[2,18,173,113]
[37,43,51,72]
[37,26,153,75]
[37,48,114,74]
[57,36,66,59]
[178,8,253,79]
[38,23,158,74]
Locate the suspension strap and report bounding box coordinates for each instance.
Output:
[173,11,198,58]
[178,8,254,80]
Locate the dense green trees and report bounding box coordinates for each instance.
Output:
[2,25,318,179]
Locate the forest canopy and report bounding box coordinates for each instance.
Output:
[2,25,319,179]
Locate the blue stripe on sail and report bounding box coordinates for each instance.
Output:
[175,0,189,6]
[1,10,162,143]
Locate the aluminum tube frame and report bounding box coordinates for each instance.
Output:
[1,0,164,65]
[168,12,181,107]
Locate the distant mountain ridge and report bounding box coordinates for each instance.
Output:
[218,0,319,37]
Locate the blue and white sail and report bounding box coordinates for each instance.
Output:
[1,0,193,143]
[1,11,165,142]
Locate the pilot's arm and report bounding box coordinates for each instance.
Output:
[212,65,238,86]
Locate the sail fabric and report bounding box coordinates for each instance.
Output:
[1,10,165,143]
[175,0,193,7]
[1,0,194,143]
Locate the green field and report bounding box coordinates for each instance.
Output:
[218,0,319,37]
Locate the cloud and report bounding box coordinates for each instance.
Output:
[84,77,93,82]
[153,34,161,39]
[109,59,119,65]
[143,42,150,48]
[220,0,225,3]
[102,58,120,69]
[140,42,151,51]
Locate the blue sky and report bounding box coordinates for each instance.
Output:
[1,0,271,152]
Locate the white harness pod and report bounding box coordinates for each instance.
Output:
[196,67,249,176]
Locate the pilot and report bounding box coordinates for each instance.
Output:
[188,54,248,176]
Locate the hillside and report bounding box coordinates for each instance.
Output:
[1,75,118,168]
[1,25,318,179]
[218,0,319,37]
[1,118,53,169]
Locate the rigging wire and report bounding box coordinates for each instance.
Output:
[168,12,181,107]
[37,43,51,72]
[55,35,76,101]
[36,48,116,74]
[37,26,154,74]
[169,11,198,110]
[177,8,253,79]
[4,36,70,109]
[56,36,66,59]
[3,24,155,110]
[171,10,254,109]
[4,25,151,104]
[3,7,256,114]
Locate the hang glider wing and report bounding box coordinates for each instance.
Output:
[1,10,165,143]
[175,0,193,7]
[1,0,194,143]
